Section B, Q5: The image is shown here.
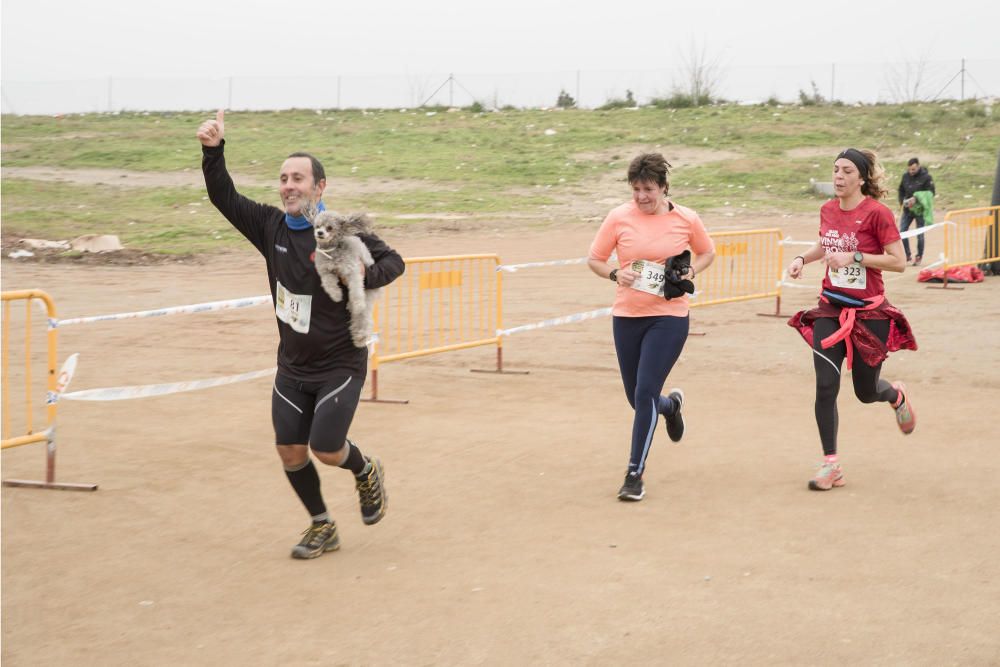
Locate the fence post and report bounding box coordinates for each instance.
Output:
[1,290,97,491]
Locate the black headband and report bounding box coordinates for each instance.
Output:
[836,148,870,178]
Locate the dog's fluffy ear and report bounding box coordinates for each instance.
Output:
[313,210,337,227]
[299,200,319,223]
[342,212,373,235]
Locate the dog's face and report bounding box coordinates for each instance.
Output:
[313,213,346,250]
[312,211,373,250]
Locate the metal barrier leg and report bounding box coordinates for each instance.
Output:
[926,273,964,290]
[2,432,98,492]
[2,480,98,491]
[2,290,98,491]
[360,368,409,405]
[471,346,529,375]
[757,295,786,318]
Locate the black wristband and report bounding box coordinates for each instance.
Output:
[794,255,805,264]
[609,269,618,283]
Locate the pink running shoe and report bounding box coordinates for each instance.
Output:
[808,462,845,491]
[891,381,916,435]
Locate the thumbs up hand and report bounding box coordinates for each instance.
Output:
[197,109,226,147]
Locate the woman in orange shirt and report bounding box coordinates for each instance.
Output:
[588,153,716,501]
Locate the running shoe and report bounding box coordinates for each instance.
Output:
[617,472,645,501]
[808,462,845,491]
[891,381,916,435]
[355,457,387,525]
[664,388,685,442]
[291,521,340,559]
[912,255,922,267]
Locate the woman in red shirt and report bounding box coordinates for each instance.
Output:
[787,148,918,491]
[588,153,716,501]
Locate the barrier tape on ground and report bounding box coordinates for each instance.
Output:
[497,307,612,336]
[61,367,276,402]
[56,295,271,327]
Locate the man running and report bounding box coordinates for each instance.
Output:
[198,110,405,559]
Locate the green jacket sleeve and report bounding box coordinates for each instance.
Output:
[912,190,934,224]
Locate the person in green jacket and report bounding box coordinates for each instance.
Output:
[898,157,936,266]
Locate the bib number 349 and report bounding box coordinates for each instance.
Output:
[629,259,667,296]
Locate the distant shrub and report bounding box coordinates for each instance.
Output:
[798,81,825,106]
[466,101,485,113]
[598,90,636,110]
[649,92,711,109]
[556,90,576,109]
[765,96,781,106]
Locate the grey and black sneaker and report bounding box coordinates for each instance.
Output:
[617,472,645,501]
[291,521,340,559]
[355,457,387,525]
[665,388,685,442]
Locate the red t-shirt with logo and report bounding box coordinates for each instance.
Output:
[818,197,900,300]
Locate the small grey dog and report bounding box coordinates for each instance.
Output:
[301,202,381,348]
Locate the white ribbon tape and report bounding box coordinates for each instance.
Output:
[498,253,615,273]
[61,367,277,402]
[57,295,271,327]
[779,237,815,247]
[899,221,952,240]
[498,307,612,336]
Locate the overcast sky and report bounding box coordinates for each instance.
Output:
[3,0,998,81]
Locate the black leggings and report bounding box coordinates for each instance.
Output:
[811,317,899,456]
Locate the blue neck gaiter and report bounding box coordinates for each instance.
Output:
[285,200,326,230]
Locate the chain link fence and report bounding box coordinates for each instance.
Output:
[2,60,997,115]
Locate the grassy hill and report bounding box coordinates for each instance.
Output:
[2,101,997,256]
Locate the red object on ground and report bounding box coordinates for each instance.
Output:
[917,266,985,283]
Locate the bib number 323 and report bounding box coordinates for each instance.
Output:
[829,263,867,290]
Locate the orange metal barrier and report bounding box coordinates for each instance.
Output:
[1,290,96,491]
[368,254,503,400]
[692,228,784,313]
[939,206,1000,286]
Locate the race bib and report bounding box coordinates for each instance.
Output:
[829,263,867,290]
[275,281,312,333]
[629,259,666,296]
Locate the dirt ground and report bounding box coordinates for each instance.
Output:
[2,215,999,666]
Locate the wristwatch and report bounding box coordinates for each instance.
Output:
[853,251,864,263]
[609,269,619,283]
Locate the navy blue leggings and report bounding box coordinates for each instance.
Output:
[612,315,689,475]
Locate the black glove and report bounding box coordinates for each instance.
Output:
[662,250,695,300]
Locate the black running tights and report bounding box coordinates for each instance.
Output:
[811,317,899,456]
